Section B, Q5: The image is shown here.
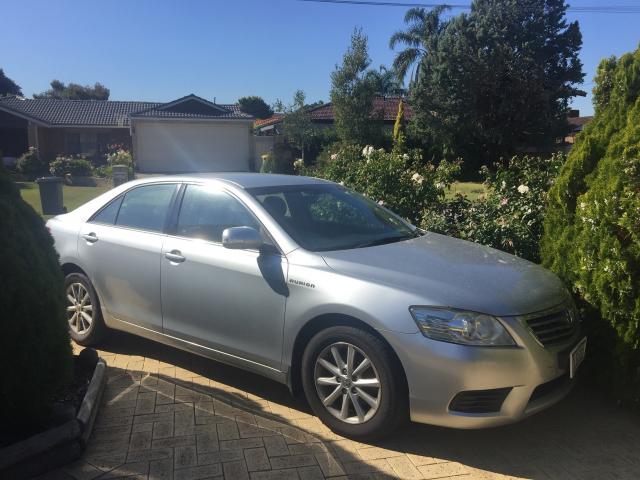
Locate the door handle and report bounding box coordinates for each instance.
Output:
[165,250,185,263]
[82,232,98,243]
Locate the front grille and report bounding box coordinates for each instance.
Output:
[449,387,512,414]
[529,374,571,404]
[526,309,577,346]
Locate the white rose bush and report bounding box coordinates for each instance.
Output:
[311,143,460,224]
[302,142,565,262]
[422,154,566,262]
[293,158,304,172]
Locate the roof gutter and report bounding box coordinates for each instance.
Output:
[128,116,254,124]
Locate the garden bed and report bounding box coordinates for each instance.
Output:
[0,349,107,479]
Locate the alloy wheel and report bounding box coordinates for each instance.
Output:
[314,341,381,424]
[66,282,93,334]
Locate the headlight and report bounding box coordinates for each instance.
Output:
[409,307,515,346]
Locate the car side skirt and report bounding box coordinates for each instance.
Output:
[103,309,288,385]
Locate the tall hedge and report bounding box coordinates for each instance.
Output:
[541,46,640,398]
[0,167,72,431]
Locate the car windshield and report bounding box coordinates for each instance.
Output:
[248,183,420,252]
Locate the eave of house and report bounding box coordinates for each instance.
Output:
[0,103,51,127]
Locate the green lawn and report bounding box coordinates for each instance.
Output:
[446,181,486,201]
[17,182,110,219]
[16,180,486,219]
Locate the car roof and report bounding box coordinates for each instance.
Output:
[135,172,332,189]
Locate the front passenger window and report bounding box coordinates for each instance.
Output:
[116,184,176,232]
[176,185,260,243]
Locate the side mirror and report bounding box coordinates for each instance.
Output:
[222,226,263,250]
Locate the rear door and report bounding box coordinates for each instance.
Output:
[78,182,178,332]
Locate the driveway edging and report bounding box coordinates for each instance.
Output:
[0,355,107,479]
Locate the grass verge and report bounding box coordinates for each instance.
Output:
[17,182,110,219]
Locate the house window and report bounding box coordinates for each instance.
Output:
[97,133,111,155]
[66,132,106,157]
[66,133,82,154]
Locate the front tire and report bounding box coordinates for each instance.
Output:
[64,273,106,346]
[301,326,407,440]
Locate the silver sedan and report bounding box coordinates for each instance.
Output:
[47,173,586,439]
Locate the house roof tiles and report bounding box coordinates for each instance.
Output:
[308,97,410,122]
[254,113,285,128]
[254,97,410,130]
[0,94,251,127]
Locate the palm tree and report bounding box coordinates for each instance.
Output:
[366,66,406,97]
[389,6,450,87]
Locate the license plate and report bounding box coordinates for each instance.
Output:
[570,337,587,379]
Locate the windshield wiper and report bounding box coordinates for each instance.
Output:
[352,235,413,249]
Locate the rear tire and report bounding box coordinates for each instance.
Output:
[64,273,107,346]
[301,325,407,440]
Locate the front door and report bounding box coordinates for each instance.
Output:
[78,183,178,332]
[161,184,288,370]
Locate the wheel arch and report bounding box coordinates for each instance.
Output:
[288,313,408,397]
[61,262,89,278]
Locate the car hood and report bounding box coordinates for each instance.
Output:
[320,232,568,317]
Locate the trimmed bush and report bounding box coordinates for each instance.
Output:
[94,165,113,178]
[16,147,47,177]
[0,165,72,432]
[541,46,640,401]
[423,154,565,262]
[49,155,93,177]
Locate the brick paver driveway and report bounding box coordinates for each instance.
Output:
[43,331,640,480]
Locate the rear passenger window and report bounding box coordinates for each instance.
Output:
[116,184,176,232]
[91,196,123,225]
[176,185,260,243]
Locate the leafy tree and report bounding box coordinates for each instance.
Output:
[34,80,110,100]
[389,5,450,86]
[238,95,274,119]
[330,28,381,145]
[282,90,314,162]
[0,68,22,97]
[541,46,640,401]
[402,0,584,167]
[366,65,405,97]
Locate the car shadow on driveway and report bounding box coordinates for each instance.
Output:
[90,330,640,480]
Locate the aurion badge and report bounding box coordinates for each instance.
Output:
[289,278,315,289]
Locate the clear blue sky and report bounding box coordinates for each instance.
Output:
[1,0,639,115]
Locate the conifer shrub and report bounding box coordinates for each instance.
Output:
[541,46,640,402]
[0,165,72,432]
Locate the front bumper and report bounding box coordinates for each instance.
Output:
[381,316,582,429]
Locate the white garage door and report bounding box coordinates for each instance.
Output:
[134,120,251,173]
